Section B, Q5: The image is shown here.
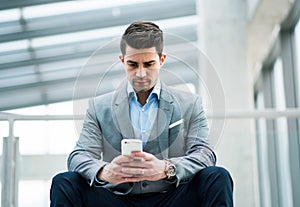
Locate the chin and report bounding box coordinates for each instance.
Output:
[135,87,151,93]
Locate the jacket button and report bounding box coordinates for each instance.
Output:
[142,182,148,187]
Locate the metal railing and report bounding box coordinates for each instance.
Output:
[1,109,300,207]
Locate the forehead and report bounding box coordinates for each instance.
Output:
[124,46,158,60]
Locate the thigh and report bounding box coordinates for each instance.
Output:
[86,187,132,207]
[162,166,233,207]
[51,172,132,207]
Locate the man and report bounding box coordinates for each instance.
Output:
[50,21,233,207]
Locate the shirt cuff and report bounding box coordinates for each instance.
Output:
[94,175,108,186]
[94,166,109,186]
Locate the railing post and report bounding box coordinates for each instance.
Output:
[1,119,19,207]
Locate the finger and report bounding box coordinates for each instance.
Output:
[105,164,135,178]
[131,152,154,160]
[132,157,144,162]
[121,167,146,176]
[121,160,147,168]
[113,155,134,164]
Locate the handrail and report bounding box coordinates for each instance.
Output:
[1,109,300,120]
[0,108,300,207]
[207,109,300,119]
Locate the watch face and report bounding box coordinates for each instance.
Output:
[167,165,176,177]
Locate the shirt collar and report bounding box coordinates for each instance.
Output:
[127,79,161,100]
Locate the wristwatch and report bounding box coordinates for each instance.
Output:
[164,160,176,179]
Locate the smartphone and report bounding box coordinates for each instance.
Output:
[121,139,142,156]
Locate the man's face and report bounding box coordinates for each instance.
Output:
[120,46,166,93]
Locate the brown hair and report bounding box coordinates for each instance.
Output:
[120,21,163,57]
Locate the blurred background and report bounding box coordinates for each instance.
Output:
[0,0,300,206]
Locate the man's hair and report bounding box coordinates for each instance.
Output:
[120,21,164,57]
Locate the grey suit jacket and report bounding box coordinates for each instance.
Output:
[67,82,216,195]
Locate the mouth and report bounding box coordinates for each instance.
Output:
[134,79,149,85]
[136,81,147,84]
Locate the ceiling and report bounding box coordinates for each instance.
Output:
[0,0,200,111]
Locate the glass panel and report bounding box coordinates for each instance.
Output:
[46,101,73,115]
[15,120,77,155]
[8,101,75,154]
[15,121,47,155]
[272,58,293,207]
[295,19,300,105]
[255,92,272,207]
[19,180,51,207]
[47,120,77,154]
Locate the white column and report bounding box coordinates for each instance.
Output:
[197,1,259,206]
[1,120,19,207]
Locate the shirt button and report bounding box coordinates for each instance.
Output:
[142,130,146,134]
[141,108,145,112]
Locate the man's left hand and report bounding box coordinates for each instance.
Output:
[121,151,167,182]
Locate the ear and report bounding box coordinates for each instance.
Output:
[159,54,167,67]
[119,55,125,64]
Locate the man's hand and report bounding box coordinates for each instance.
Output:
[122,151,167,182]
[97,155,134,184]
[97,152,166,184]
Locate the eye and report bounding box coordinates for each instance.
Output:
[128,63,137,68]
[144,62,154,68]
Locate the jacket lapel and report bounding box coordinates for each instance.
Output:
[112,82,181,159]
[112,82,135,140]
[145,84,176,159]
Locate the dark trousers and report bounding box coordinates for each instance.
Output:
[50,166,233,207]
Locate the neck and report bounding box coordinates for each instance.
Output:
[136,89,152,106]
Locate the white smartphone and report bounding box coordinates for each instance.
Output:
[121,139,142,156]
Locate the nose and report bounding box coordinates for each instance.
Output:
[136,68,146,77]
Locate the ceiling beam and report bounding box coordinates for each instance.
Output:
[0,30,197,70]
[0,0,195,43]
[0,0,72,10]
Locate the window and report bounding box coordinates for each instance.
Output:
[4,101,79,207]
[272,58,293,207]
[294,20,300,105]
[254,11,300,206]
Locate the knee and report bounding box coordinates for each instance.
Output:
[203,166,232,178]
[51,172,83,188]
[196,166,233,188]
[50,172,88,206]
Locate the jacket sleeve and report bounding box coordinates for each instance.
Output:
[67,99,107,186]
[169,96,217,186]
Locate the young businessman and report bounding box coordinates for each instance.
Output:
[50,21,233,207]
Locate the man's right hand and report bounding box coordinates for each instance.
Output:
[97,152,167,184]
[97,155,145,184]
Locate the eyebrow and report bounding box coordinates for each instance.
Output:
[126,60,156,64]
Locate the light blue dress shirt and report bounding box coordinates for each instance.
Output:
[127,81,161,148]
